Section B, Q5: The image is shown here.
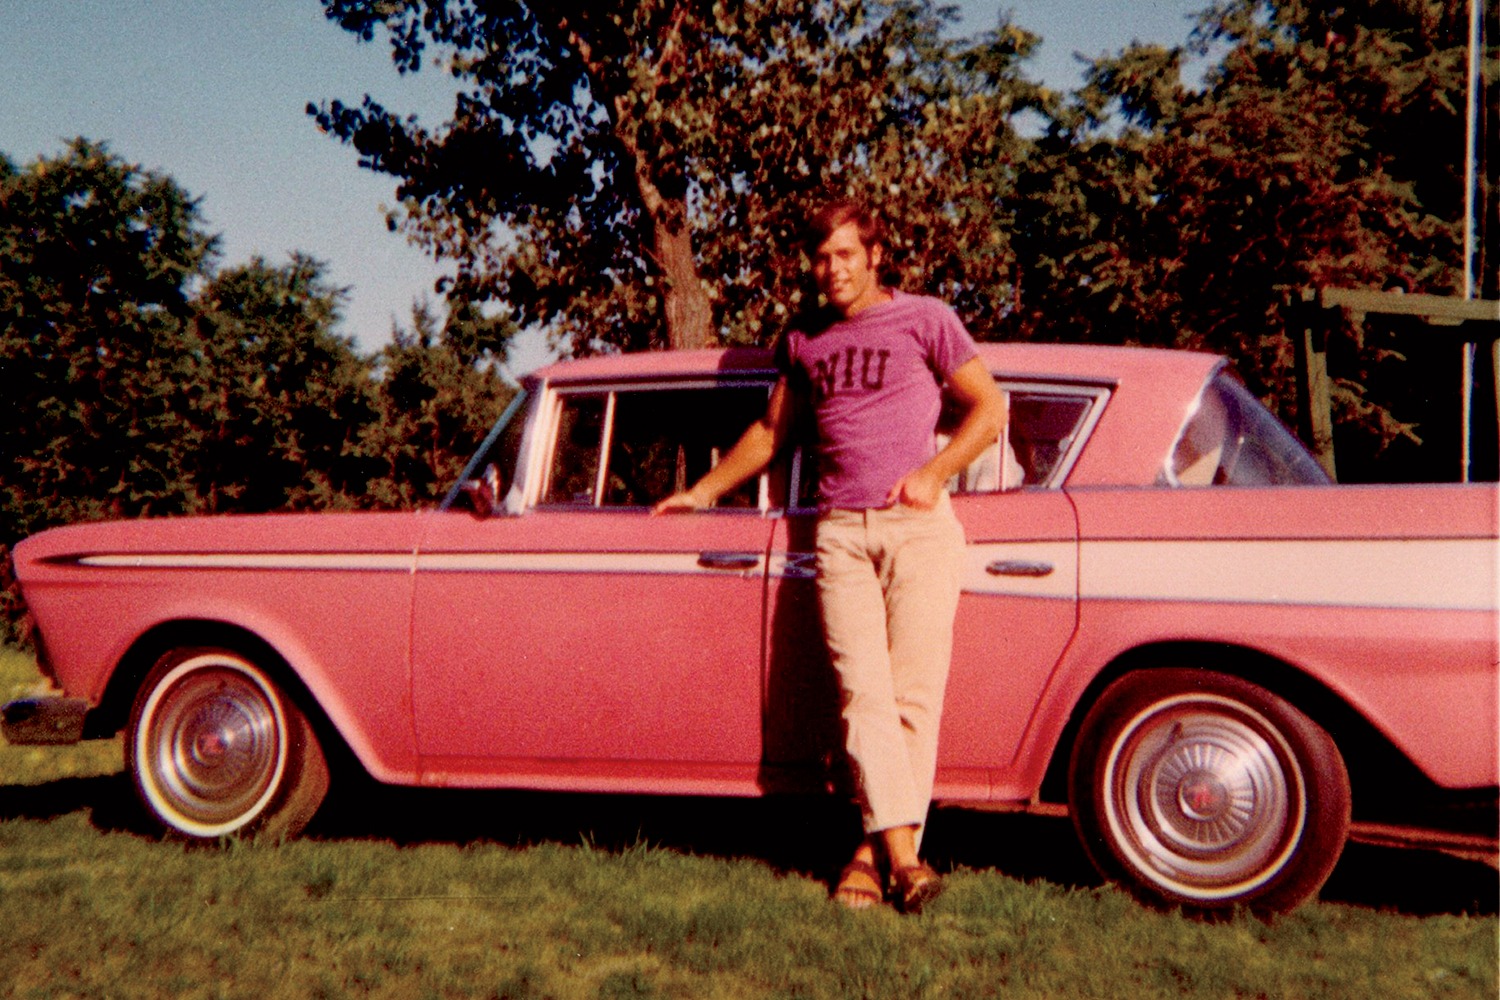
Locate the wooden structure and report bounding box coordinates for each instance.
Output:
[1287,288,1500,482]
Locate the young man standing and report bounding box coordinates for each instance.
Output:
[654,201,1004,912]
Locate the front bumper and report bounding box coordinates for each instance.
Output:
[1,697,89,745]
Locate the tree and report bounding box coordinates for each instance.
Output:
[361,302,516,509]
[188,254,384,512]
[0,139,219,544]
[688,8,1049,346]
[0,144,389,548]
[0,141,525,642]
[311,0,1045,355]
[1,140,217,641]
[1004,0,1485,458]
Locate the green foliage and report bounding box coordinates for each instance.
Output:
[311,0,1047,354]
[0,141,218,642]
[185,254,384,512]
[362,303,516,509]
[0,142,515,642]
[1005,0,1486,446]
[0,139,220,540]
[688,4,1049,347]
[315,0,1491,466]
[0,143,379,546]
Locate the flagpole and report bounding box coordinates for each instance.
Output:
[1460,0,1480,481]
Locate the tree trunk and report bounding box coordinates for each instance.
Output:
[652,207,714,350]
[565,8,716,351]
[615,130,715,350]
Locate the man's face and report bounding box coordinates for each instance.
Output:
[811,221,885,317]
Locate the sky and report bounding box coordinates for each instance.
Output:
[2,0,1208,375]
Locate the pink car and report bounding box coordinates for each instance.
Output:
[6,343,1496,912]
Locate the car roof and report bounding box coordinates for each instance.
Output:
[528,342,1223,388]
[528,342,1227,488]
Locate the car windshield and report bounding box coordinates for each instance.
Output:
[1164,374,1330,487]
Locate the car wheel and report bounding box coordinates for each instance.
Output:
[127,647,329,840]
[1068,668,1350,913]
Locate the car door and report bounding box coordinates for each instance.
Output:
[943,384,1101,798]
[409,377,778,795]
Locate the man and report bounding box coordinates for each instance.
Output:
[654,201,1004,913]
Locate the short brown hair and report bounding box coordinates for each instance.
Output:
[801,200,887,255]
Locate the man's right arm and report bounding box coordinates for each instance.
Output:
[652,378,795,513]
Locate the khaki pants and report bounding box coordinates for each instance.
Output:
[815,494,965,837]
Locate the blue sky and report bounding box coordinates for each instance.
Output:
[2,0,1206,373]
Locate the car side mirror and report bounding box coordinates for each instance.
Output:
[458,463,504,517]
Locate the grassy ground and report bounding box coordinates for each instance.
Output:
[2,648,1495,1000]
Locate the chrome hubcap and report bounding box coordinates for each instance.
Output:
[1104,694,1305,900]
[137,657,286,836]
[1176,770,1231,823]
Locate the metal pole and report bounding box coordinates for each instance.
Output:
[1460,0,1480,482]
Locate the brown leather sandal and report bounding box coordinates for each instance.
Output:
[891,862,943,914]
[832,859,885,910]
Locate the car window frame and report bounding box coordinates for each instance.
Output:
[528,375,782,514]
[784,375,1111,512]
[991,378,1112,491]
[438,388,531,514]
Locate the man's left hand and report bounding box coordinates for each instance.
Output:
[886,466,945,509]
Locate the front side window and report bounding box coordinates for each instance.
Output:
[1164,373,1330,487]
[546,394,608,505]
[542,383,772,509]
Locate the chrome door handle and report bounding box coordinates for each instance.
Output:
[986,559,1054,578]
[781,552,817,579]
[698,551,761,570]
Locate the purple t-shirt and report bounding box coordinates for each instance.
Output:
[777,290,979,509]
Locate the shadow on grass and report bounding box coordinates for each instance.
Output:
[0,771,146,834]
[1322,842,1498,917]
[2,772,1493,918]
[310,781,1497,918]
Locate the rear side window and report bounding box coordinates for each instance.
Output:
[542,383,772,509]
[546,395,609,505]
[793,380,1107,506]
[941,388,1102,493]
[998,391,1098,489]
[1165,374,1330,487]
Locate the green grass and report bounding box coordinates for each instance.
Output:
[1,649,1495,1000]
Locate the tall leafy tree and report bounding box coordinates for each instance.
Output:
[188,254,383,511]
[0,141,526,641]
[0,144,387,547]
[689,8,1048,345]
[0,139,218,543]
[361,302,516,509]
[1,141,215,641]
[1006,0,1486,459]
[311,0,1045,355]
